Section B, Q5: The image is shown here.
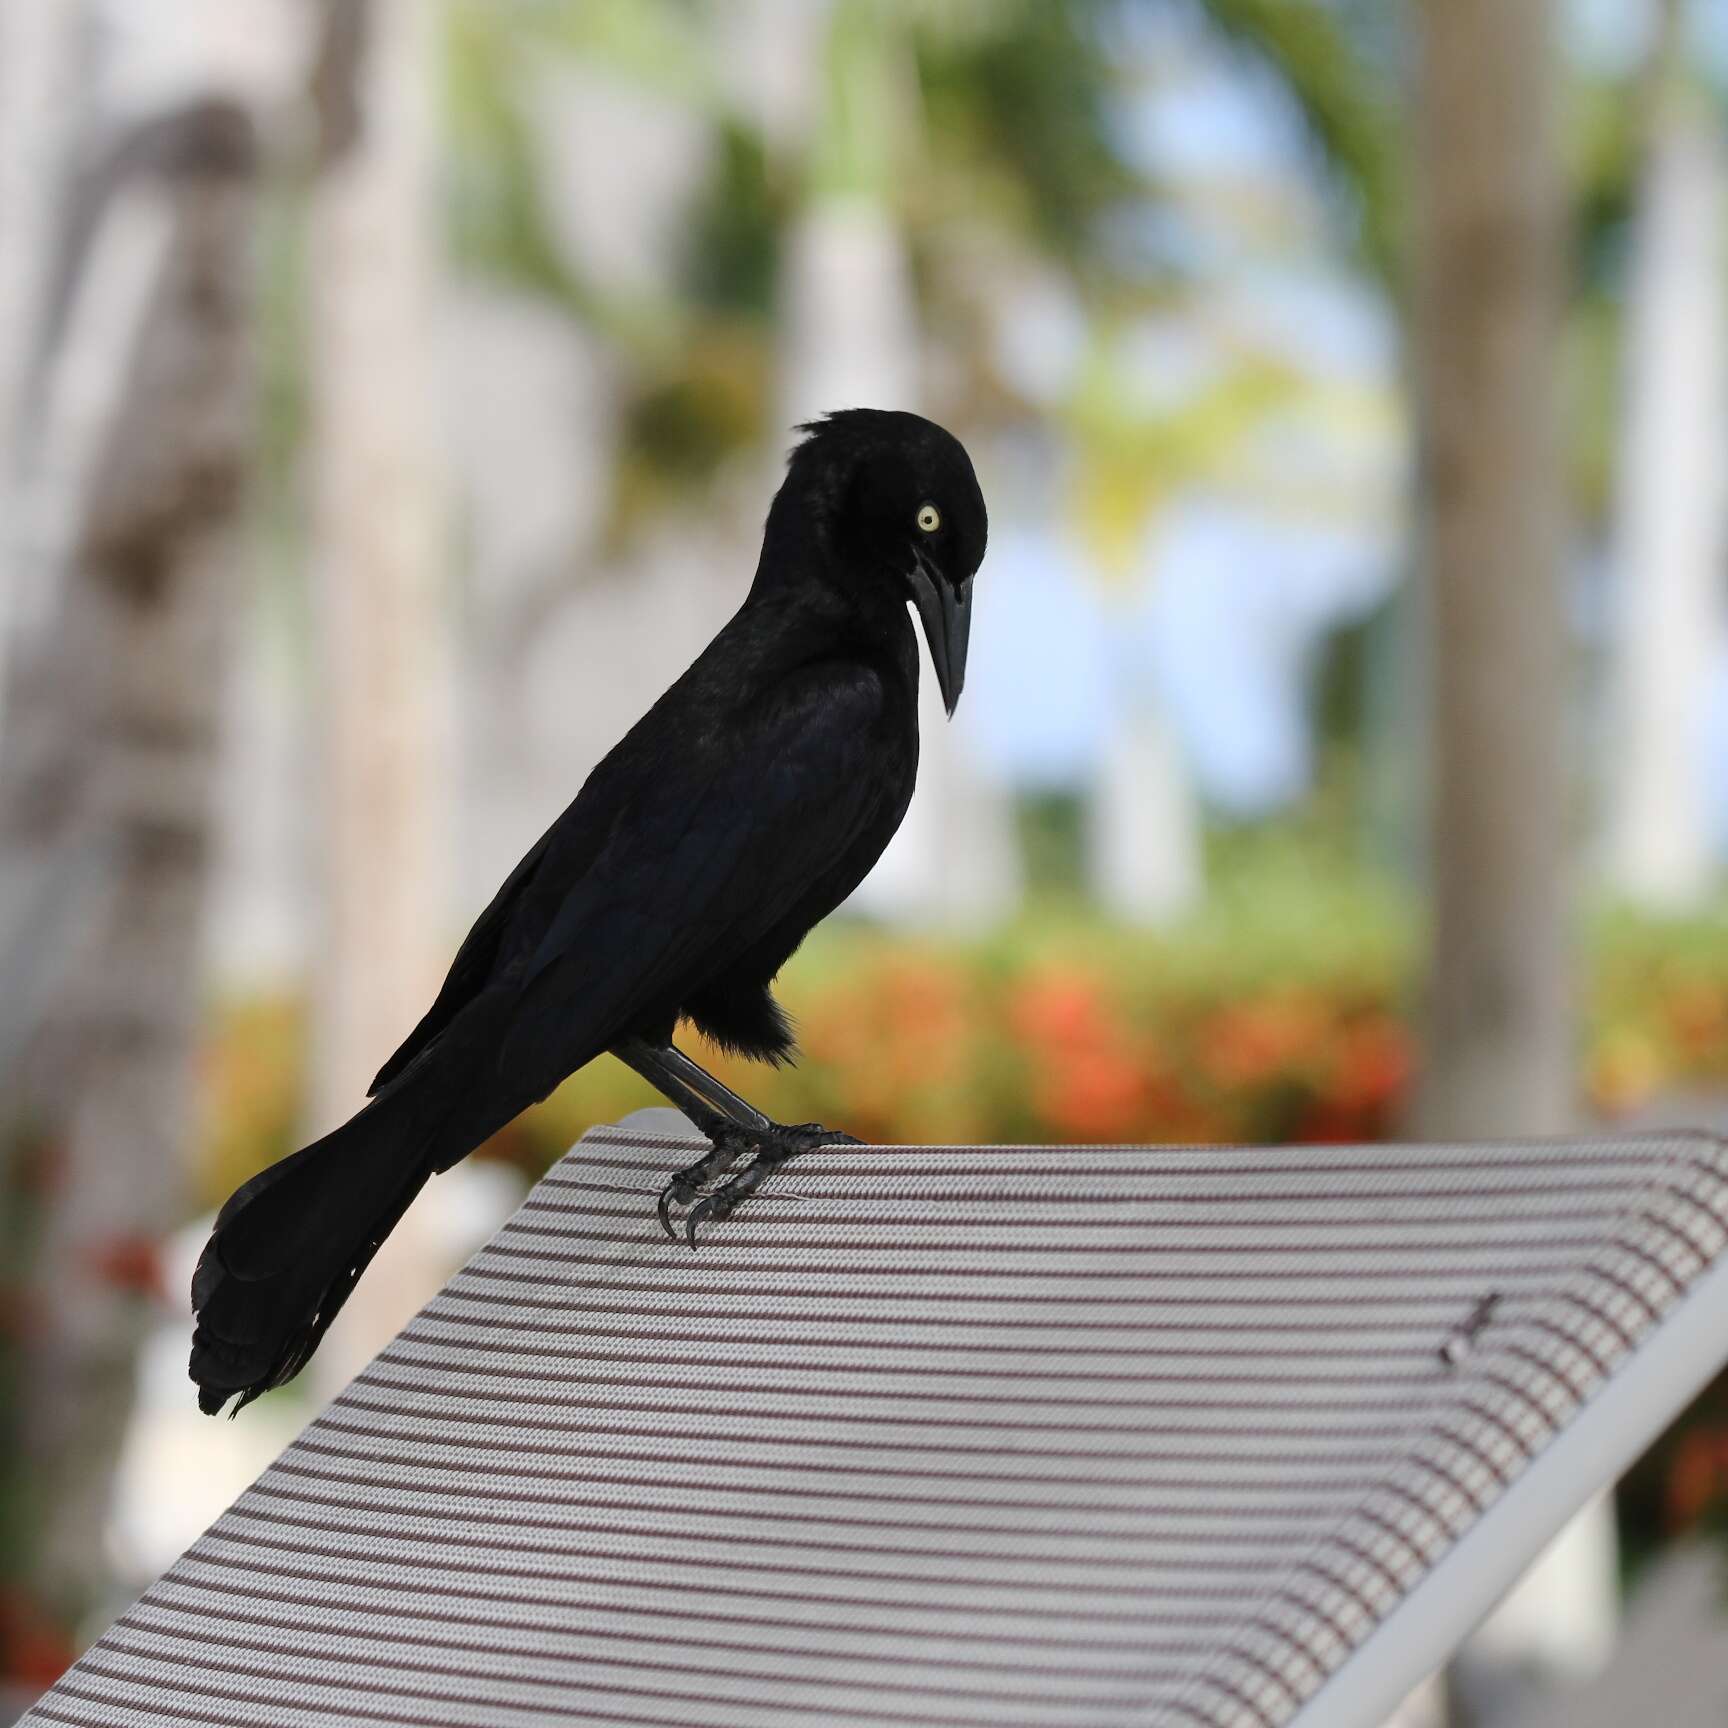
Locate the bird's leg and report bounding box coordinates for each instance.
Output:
[626,1040,772,1133]
[611,1038,759,1234]
[611,1037,860,1244]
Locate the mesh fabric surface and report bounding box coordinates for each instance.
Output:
[26,1125,1728,1728]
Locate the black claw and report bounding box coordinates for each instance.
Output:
[657,1129,751,1242]
[656,1119,856,1241]
[786,1123,863,1149]
[658,1170,699,1240]
[687,1183,741,1246]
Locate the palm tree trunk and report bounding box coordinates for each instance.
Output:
[1410,0,1615,1712]
[1412,0,1571,1145]
[0,0,88,733]
[0,94,258,1669]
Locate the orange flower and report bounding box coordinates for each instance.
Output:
[1326,1017,1413,1114]
[1293,1101,1375,1144]
[1196,992,1328,1090]
[0,1589,77,1688]
[1034,1046,1148,1140]
[1589,1027,1667,1118]
[1009,967,1130,1060]
[1665,1427,1728,1530]
[1664,980,1728,1057]
[82,1233,167,1303]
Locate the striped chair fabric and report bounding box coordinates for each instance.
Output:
[24,1121,1728,1728]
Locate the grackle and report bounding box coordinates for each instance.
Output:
[190,409,987,1414]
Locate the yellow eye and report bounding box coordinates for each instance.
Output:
[917,503,941,533]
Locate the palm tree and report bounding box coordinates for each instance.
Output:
[1411,0,1570,1145]
[1408,5,1617,1718]
[0,77,261,1678]
[0,1,88,734]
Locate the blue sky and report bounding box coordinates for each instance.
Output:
[966,4,1398,815]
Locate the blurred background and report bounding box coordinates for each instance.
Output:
[2,1,1728,1723]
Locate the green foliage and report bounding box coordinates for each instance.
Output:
[443,1,588,309]
[1569,71,1640,287]
[1589,904,1728,1115]
[684,120,787,318]
[914,0,1139,270]
[809,0,907,203]
[1014,791,1089,899]
[1562,68,1642,527]
[0,1126,87,1683]
[1188,0,1403,277]
[520,0,716,106]
[443,0,681,352]
[602,119,790,526]
[608,326,772,539]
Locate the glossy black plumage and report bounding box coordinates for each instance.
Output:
[190,408,988,1414]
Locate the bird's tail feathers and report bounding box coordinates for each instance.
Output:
[189,1092,432,1416]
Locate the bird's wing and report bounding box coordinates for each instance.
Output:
[368,822,558,1093]
[499,661,895,1080]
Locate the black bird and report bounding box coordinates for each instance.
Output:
[190,408,988,1414]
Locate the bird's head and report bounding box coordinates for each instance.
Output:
[781,409,988,715]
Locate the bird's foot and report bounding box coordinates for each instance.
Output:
[656,1127,753,1239]
[658,1121,861,1246]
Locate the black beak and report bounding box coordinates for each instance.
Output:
[907,557,973,716]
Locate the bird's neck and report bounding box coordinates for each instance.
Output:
[744,494,918,688]
[749,488,829,593]
[739,560,915,700]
